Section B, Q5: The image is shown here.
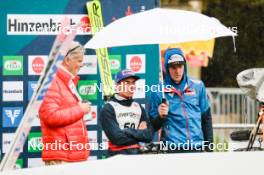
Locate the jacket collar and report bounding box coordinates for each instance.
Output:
[57,66,80,86]
[60,65,75,79]
[112,94,133,106]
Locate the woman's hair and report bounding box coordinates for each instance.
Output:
[65,41,85,58]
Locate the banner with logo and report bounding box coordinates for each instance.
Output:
[160,40,215,67]
[0,0,159,168]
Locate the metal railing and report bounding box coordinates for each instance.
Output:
[207,88,259,129]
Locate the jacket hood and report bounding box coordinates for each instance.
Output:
[164,48,188,92]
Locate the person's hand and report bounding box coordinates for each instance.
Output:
[138,121,147,130]
[158,102,169,118]
[79,102,91,114]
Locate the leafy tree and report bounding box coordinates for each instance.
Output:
[202,0,264,87]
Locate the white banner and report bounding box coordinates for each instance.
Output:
[7,14,91,35]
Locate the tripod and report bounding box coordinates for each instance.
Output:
[246,103,264,151]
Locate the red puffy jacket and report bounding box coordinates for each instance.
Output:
[39,68,90,162]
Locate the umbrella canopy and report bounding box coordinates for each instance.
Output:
[85,8,236,49]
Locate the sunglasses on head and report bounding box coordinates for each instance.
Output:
[65,45,81,57]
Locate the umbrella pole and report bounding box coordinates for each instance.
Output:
[158,45,164,98]
[157,45,168,143]
[158,45,166,102]
[232,36,237,53]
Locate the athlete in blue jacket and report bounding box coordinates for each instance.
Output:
[149,48,213,152]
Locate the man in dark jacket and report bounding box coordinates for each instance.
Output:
[100,69,153,157]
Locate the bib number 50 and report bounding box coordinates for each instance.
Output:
[124,122,136,129]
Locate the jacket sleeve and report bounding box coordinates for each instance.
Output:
[99,104,141,146]
[123,105,153,142]
[149,90,165,131]
[199,83,214,151]
[39,81,84,128]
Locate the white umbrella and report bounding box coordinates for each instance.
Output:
[85,8,237,49]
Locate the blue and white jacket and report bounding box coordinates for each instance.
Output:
[149,49,213,149]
